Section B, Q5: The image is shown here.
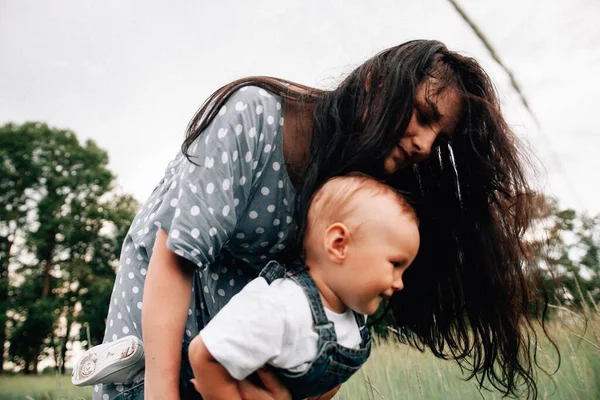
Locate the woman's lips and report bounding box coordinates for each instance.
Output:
[396,145,409,165]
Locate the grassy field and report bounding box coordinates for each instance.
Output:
[0,375,90,400]
[339,321,600,399]
[1,317,598,400]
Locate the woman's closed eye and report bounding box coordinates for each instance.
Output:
[415,108,431,126]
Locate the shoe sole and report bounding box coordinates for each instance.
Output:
[72,335,144,386]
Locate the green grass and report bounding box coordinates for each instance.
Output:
[339,318,600,400]
[0,375,91,400]
[1,317,599,400]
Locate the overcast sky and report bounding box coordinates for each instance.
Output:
[1,0,599,214]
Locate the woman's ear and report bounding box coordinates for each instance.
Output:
[323,223,350,263]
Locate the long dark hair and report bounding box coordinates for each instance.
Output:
[182,40,555,398]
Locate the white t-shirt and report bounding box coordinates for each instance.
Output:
[199,276,363,380]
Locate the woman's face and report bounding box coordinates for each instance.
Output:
[383,78,463,175]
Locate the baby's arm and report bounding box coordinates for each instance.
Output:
[188,335,242,400]
[142,229,194,399]
[188,278,291,398]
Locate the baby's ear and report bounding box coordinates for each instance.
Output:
[324,222,349,263]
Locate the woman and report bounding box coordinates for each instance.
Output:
[95,39,550,399]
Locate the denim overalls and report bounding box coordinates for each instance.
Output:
[179,260,372,400]
[259,261,372,399]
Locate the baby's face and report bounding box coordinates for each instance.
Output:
[333,198,420,315]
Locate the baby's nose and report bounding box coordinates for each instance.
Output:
[392,277,404,292]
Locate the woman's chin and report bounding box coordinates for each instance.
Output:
[382,159,398,176]
[383,158,406,176]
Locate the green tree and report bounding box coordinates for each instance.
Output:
[530,195,600,310]
[64,193,139,370]
[47,192,138,373]
[1,122,138,373]
[0,122,48,374]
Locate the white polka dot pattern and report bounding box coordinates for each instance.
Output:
[96,86,297,399]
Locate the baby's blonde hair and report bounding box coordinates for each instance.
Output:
[305,173,417,244]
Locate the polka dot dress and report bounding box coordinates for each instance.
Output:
[95,86,296,399]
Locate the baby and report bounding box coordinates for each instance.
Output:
[73,174,420,399]
[188,174,419,399]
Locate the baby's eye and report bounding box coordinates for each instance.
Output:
[392,262,403,268]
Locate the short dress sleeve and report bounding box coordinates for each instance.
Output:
[151,87,280,269]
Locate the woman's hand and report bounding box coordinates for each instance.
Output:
[236,368,340,400]
[308,385,341,400]
[238,368,291,400]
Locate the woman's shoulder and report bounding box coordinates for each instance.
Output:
[227,84,282,102]
[220,85,284,121]
[210,85,285,154]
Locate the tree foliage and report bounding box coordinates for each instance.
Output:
[0,122,138,373]
[530,195,600,309]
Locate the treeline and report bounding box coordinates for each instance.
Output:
[1,122,599,374]
[1,122,139,374]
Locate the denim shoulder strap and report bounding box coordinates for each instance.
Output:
[287,267,337,342]
[259,260,287,284]
[352,311,367,329]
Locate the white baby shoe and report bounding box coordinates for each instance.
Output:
[71,335,144,386]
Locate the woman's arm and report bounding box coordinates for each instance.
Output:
[142,229,194,399]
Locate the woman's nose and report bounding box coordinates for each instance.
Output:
[412,129,437,161]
